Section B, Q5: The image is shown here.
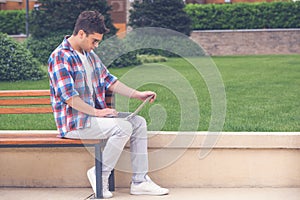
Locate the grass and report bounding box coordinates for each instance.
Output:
[0,55,299,132]
[215,55,300,131]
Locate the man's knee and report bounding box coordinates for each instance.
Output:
[131,115,148,139]
[135,115,147,128]
[114,120,133,138]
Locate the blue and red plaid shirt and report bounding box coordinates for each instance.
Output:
[48,36,117,137]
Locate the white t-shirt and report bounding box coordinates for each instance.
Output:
[76,51,94,96]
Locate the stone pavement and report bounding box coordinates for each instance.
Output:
[1,187,300,200]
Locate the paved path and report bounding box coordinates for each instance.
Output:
[1,187,300,200]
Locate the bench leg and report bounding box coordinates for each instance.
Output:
[93,143,115,199]
[95,143,103,199]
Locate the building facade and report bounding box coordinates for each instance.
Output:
[0,0,37,10]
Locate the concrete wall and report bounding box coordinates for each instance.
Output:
[190,29,300,56]
[1,131,300,188]
[9,34,27,42]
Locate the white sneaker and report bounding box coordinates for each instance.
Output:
[130,175,169,196]
[87,167,113,199]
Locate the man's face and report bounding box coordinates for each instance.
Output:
[80,31,103,52]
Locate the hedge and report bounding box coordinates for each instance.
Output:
[129,0,192,36]
[0,10,26,35]
[185,2,300,30]
[25,32,67,64]
[0,33,44,81]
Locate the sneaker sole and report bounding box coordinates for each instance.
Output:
[130,190,169,196]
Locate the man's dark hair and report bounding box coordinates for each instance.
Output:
[73,10,110,36]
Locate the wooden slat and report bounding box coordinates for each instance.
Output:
[0,90,115,113]
[0,107,52,114]
[0,90,111,147]
[0,98,50,106]
[0,133,58,138]
[0,134,101,145]
[0,90,50,97]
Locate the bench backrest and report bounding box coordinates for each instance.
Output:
[0,90,114,114]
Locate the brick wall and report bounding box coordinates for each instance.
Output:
[0,0,36,10]
[107,0,126,24]
[107,0,127,36]
[190,29,300,55]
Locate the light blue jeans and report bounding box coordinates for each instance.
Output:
[65,113,148,183]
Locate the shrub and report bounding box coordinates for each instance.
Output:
[96,37,142,68]
[185,2,300,30]
[128,0,194,57]
[0,33,44,81]
[109,51,142,68]
[25,32,65,64]
[122,28,206,57]
[137,54,168,63]
[0,10,26,35]
[129,0,192,36]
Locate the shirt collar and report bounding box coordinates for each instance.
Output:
[61,35,75,52]
[61,35,93,57]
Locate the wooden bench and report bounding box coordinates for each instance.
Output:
[0,90,115,199]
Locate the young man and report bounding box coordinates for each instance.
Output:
[48,11,169,198]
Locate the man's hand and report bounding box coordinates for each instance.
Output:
[94,108,118,117]
[109,81,156,103]
[134,91,156,103]
[66,96,118,117]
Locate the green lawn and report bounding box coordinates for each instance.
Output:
[0,55,299,132]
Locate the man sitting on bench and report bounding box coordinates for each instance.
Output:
[48,10,169,199]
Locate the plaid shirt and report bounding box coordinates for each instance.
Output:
[48,36,117,137]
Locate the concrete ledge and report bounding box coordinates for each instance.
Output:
[0,131,299,188]
[9,34,27,42]
[146,131,300,149]
[2,130,298,149]
[117,131,300,188]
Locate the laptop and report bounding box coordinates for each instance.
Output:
[106,95,154,120]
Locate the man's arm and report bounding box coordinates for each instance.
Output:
[108,80,156,103]
[65,96,118,117]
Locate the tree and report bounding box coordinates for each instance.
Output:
[129,0,192,36]
[27,0,118,64]
[30,0,117,39]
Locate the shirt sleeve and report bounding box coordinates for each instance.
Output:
[90,50,118,90]
[104,69,118,90]
[48,53,79,103]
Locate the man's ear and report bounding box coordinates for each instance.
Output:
[78,30,85,39]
